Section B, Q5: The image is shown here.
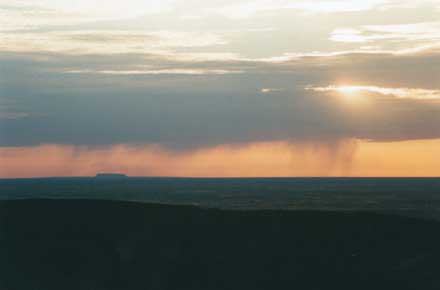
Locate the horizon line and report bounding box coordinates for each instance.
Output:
[1,176,440,180]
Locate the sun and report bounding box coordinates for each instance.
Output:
[335,86,364,95]
[305,85,367,102]
[329,85,372,105]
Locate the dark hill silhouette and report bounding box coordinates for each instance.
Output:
[1,199,440,290]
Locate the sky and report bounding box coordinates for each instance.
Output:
[1,0,440,177]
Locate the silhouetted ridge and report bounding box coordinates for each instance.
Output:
[1,199,440,290]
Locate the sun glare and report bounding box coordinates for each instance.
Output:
[334,86,369,104]
[328,86,367,103]
[335,86,363,95]
[305,85,370,104]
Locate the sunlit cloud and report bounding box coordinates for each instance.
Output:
[330,29,372,43]
[163,52,242,62]
[66,68,242,75]
[330,22,440,53]
[0,0,175,31]
[248,44,440,63]
[0,0,391,34]
[1,0,429,27]
[0,30,227,54]
[212,0,389,19]
[260,88,285,93]
[307,85,440,100]
[2,0,440,59]
[363,22,440,35]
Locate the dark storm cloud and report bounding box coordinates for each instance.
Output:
[1,50,440,149]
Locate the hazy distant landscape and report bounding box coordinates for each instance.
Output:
[1,177,440,220]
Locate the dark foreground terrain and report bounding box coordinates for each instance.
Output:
[1,199,440,290]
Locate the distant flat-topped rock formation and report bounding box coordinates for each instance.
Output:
[95,173,127,179]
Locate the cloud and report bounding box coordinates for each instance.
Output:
[0,101,29,119]
[330,29,368,43]
[2,0,439,60]
[0,0,175,31]
[1,47,440,148]
[0,30,227,54]
[2,0,391,29]
[197,0,392,19]
[0,111,28,119]
[330,21,440,53]
[66,69,242,75]
[306,85,440,100]
[260,88,285,93]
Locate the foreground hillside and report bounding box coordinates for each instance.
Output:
[1,199,440,290]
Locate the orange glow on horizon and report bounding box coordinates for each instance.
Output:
[1,139,440,178]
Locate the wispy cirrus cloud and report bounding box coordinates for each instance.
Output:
[184,0,407,19]
[307,85,440,100]
[0,111,28,119]
[260,88,285,93]
[208,1,378,19]
[0,102,29,119]
[0,0,175,31]
[66,68,242,75]
[2,0,439,59]
[0,0,397,30]
[330,21,440,52]
[0,30,227,54]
